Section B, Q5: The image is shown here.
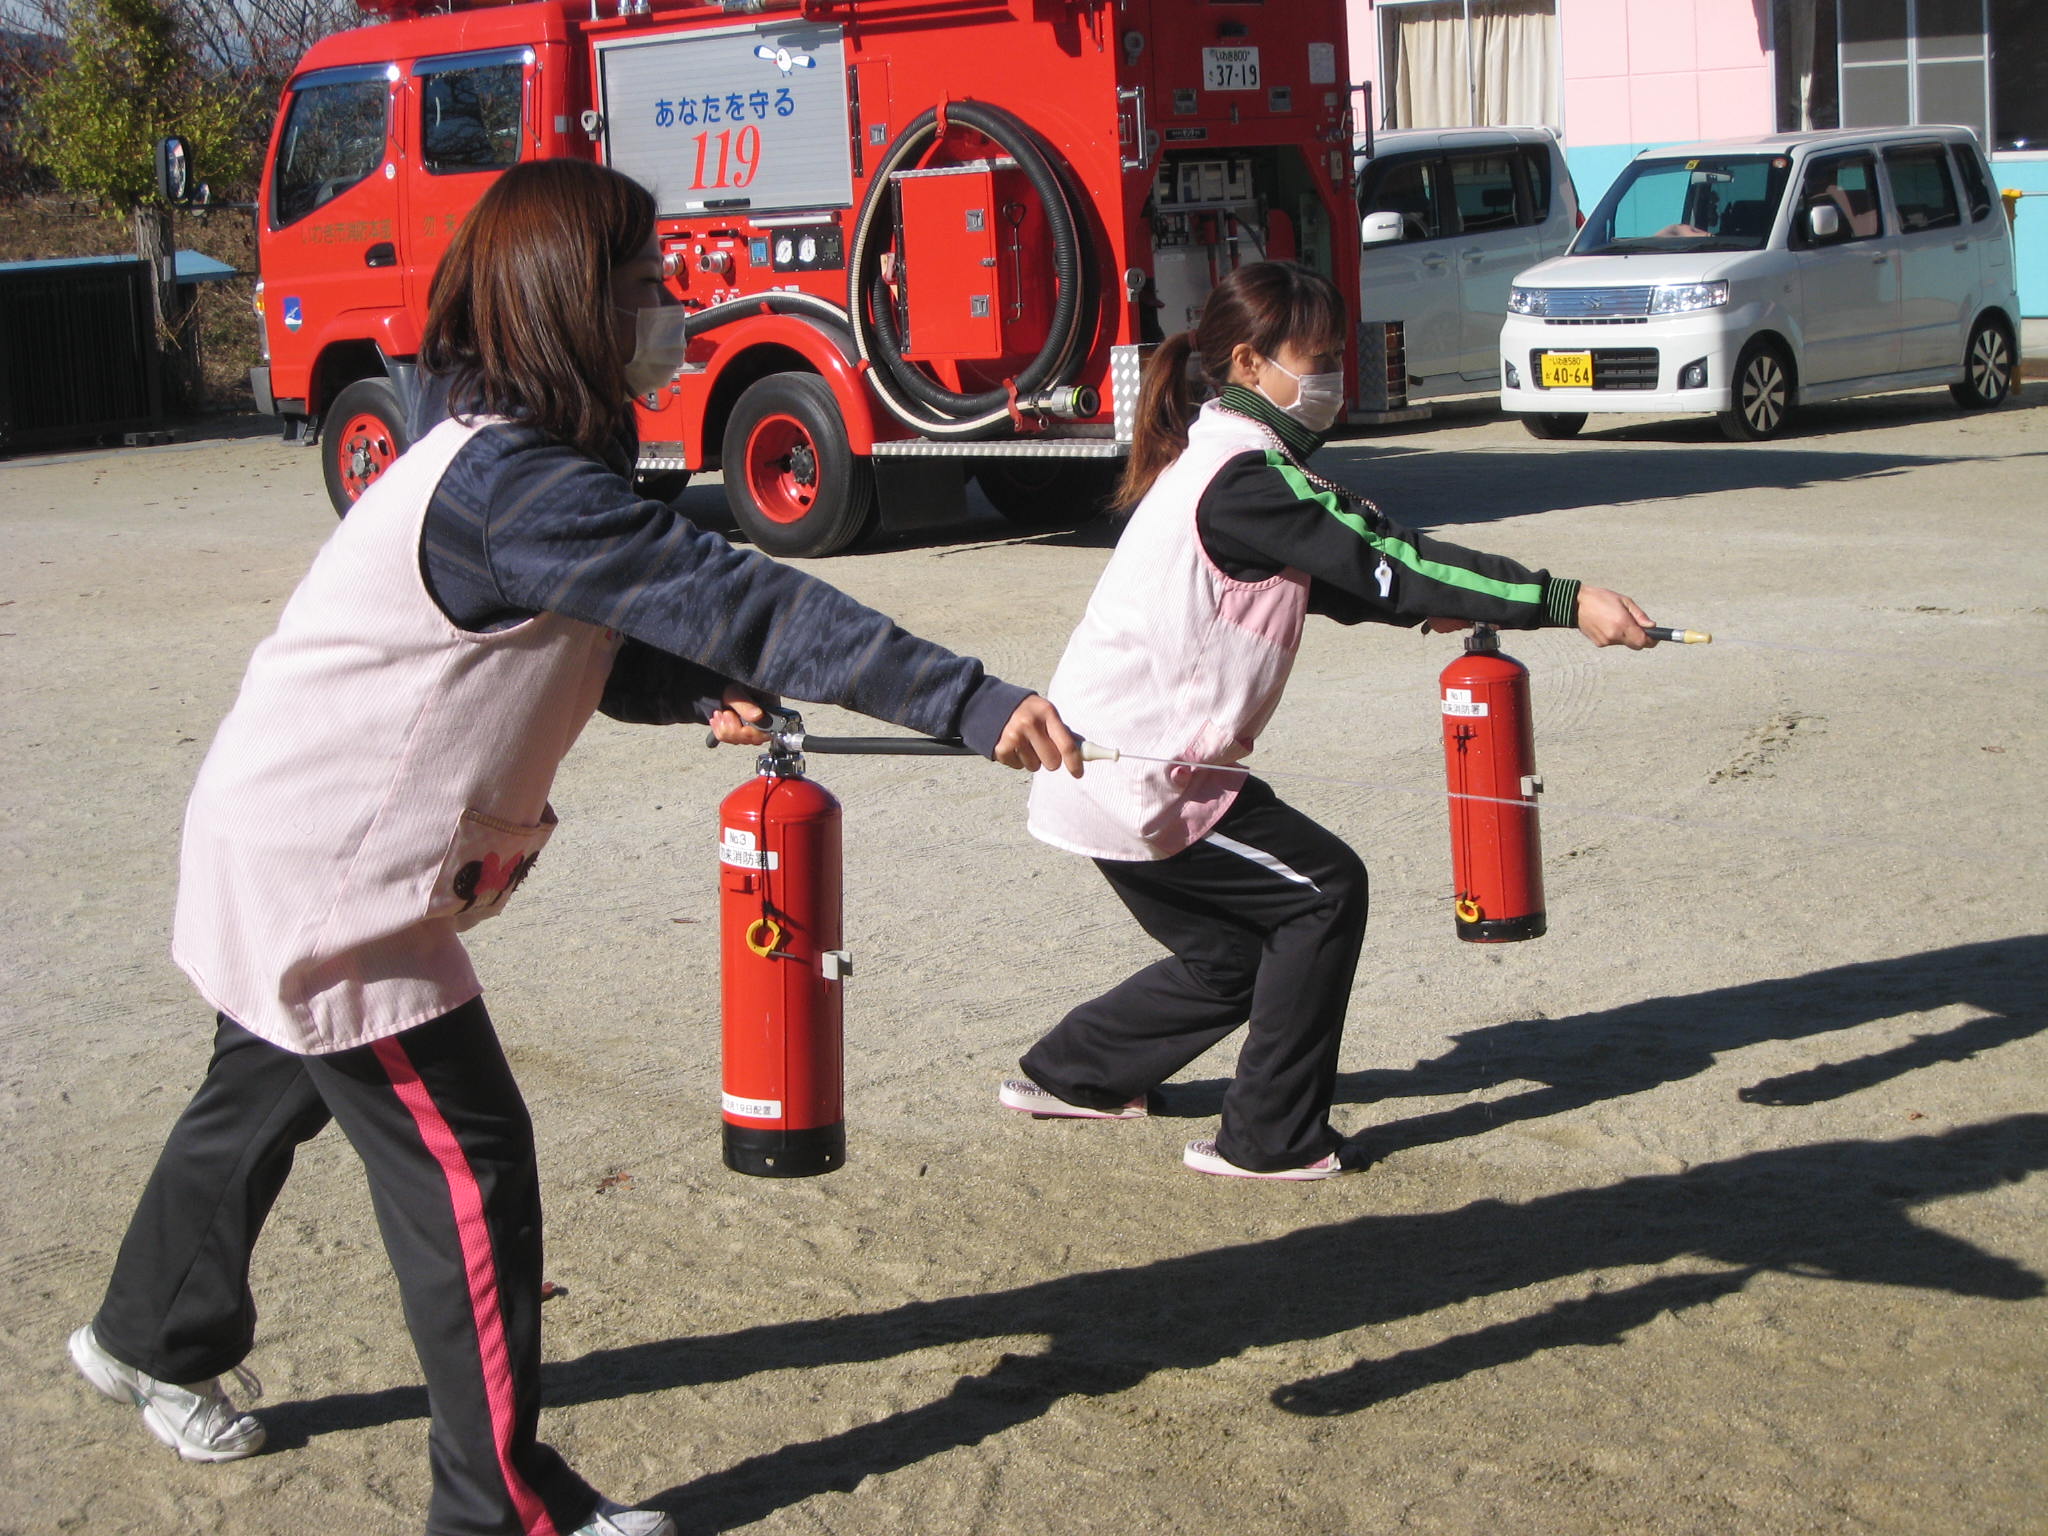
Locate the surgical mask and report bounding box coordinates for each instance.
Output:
[620,304,690,398]
[1257,354,1345,433]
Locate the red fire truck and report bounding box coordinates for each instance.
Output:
[226,0,1359,554]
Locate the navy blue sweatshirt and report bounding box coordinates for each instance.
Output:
[413,419,1027,755]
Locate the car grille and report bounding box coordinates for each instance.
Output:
[1530,348,1661,390]
[1539,286,1654,319]
[1543,316,1649,326]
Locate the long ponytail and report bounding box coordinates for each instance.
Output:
[1113,261,1348,512]
[1114,330,1201,511]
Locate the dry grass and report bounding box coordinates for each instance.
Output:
[0,192,263,412]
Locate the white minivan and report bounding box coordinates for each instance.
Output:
[1355,127,1581,400]
[1498,127,2020,440]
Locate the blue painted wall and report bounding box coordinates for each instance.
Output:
[1565,141,2047,318]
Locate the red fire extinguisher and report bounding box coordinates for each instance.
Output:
[1440,625,1546,942]
[718,732,850,1177]
[714,710,978,1177]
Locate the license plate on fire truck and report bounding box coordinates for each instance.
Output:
[1539,352,1593,389]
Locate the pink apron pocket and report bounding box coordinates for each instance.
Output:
[433,805,557,932]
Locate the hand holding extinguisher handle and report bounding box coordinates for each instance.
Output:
[1642,626,1712,644]
[704,706,804,749]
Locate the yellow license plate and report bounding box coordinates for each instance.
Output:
[1540,352,1593,389]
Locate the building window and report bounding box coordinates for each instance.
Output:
[1774,0,2044,150]
[1990,0,2047,150]
[1378,0,1560,130]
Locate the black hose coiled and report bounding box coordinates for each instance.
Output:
[847,100,1093,438]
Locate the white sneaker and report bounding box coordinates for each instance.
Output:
[999,1078,1148,1119]
[572,1499,677,1536]
[1182,1139,1349,1181]
[68,1323,266,1462]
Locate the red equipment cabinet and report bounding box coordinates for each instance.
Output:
[718,758,848,1177]
[1440,626,1546,943]
[236,0,1359,552]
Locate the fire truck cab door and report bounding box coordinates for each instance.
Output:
[265,63,406,376]
[401,47,541,317]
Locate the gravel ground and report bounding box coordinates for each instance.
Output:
[2,387,2044,1535]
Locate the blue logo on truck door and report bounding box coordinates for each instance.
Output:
[283,296,304,332]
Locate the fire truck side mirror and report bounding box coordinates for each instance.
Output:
[155,136,193,206]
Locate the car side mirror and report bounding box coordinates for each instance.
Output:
[155,136,193,205]
[1805,202,1843,242]
[1360,210,1404,246]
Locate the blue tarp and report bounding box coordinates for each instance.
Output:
[0,250,241,282]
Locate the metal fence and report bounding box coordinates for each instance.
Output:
[0,256,161,453]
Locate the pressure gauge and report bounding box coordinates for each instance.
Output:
[797,235,818,263]
[775,236,796,264]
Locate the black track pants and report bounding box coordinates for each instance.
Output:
[1021,777,1369,1171]
[92,1003,597,1536]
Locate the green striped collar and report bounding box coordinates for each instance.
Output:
[1216,384,1326,461]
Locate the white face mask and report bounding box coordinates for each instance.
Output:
[620,304,690,399]
[1257,354,1346,433]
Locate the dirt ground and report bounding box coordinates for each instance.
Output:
[2,389,2044,1536]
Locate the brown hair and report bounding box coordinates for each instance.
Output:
[419,158,656,460]
[1115,261,1347,510]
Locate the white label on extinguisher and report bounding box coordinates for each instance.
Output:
[722,1092,782,1120]
[720,828,780,870]
[1442,688,1489,718]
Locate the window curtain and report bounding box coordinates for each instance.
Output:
[1382,0,1559,129]
[1383,3,1469,128]
[1472,0,1560,127]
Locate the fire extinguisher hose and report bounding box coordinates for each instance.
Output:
[848,99,1092,439]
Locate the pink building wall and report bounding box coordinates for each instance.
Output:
[1344,0,1777,146]
[1562,0,1774,145]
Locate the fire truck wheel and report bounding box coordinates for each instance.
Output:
[722,374,874,558]
[322,377,410,517]
[973,458,1119,528]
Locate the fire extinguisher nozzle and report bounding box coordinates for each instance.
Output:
[1078,740,1121,763]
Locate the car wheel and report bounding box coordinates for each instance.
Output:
[322,377,410,516]
[1949,316,2015,410]
[1718,341,1794,441]
[1521,413,1587,441]
[720,373,874,558]
[973,457,1121,527]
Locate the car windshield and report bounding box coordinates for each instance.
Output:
[1572,154,1793,255]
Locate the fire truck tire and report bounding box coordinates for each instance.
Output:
[721,374,874,558]
[973,458,1119,528]
[322,377,410,516]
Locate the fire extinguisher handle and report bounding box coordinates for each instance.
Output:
[703,706,806,749]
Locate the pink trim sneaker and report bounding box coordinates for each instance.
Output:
[1182,1139,1348,1181]
[999,1078,1148,1120]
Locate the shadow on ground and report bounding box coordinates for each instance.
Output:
[1155,935,2048,1153]
[261,937,2048,1532]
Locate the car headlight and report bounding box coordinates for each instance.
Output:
[1651,281,1730,315]
[1508,285,1549,316]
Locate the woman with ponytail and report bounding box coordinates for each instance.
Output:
[1002,260,1657,1180]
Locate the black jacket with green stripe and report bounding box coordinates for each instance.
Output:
[1197,388,1580,631]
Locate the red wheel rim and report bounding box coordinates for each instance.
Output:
[335,411,398,501]
[743,412,819,525]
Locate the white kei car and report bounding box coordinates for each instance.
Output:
[1498,126,2021,441]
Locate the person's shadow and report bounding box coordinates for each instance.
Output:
[587,1115,2043,1529]
[260,938,2048,1531]
[1153,934,2048,1163]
